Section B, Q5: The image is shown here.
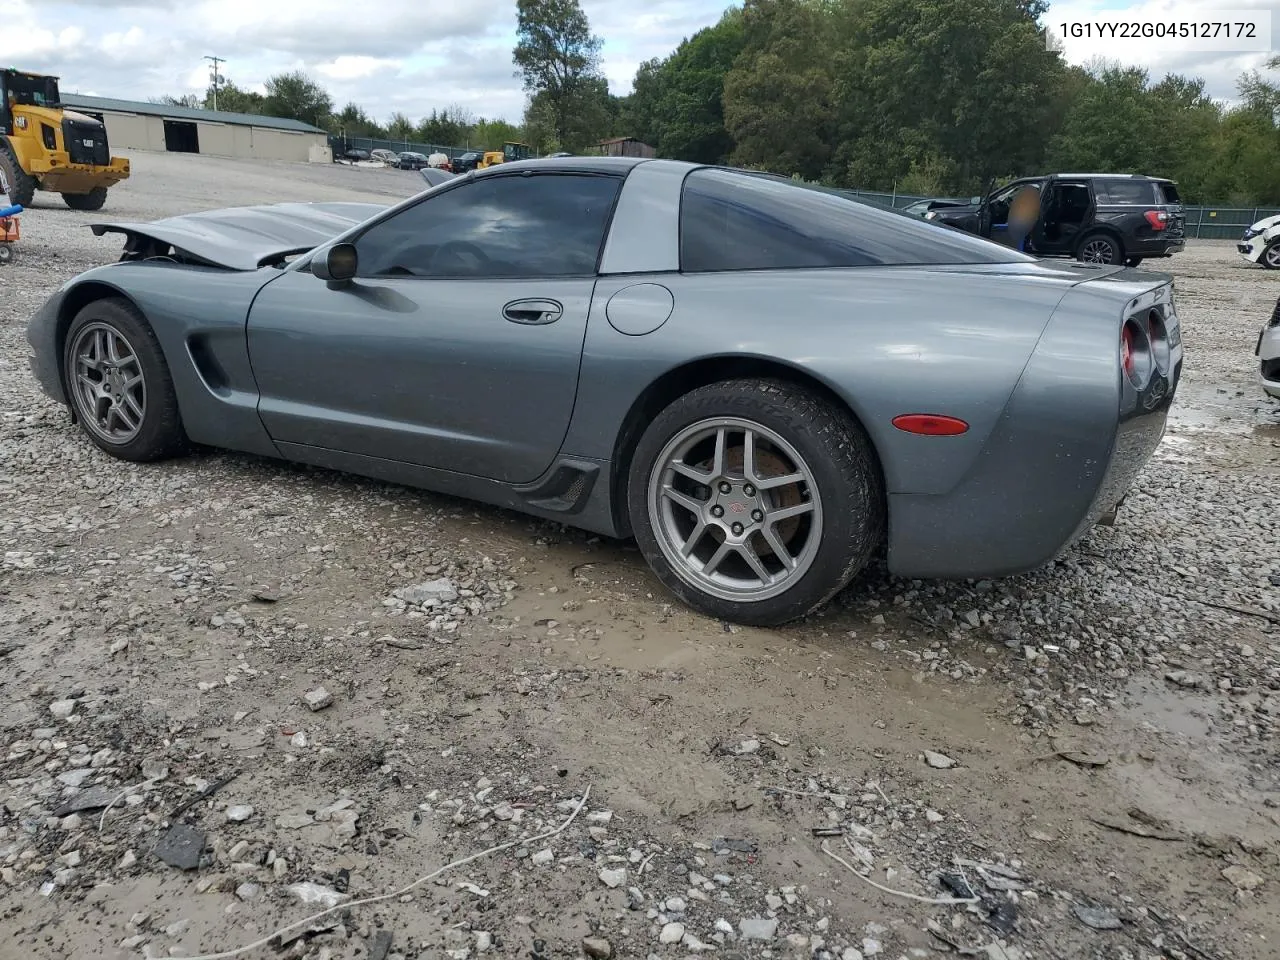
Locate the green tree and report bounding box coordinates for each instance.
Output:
[621,8,744,163]
[469,118,526,151]
[830,0,1065,191]
[331,102,385,138]
[722,0,836,180]
[512,0,608,148]
[417,107,474,147]
[387,111,415,143]
[199,77,263,114]
[262,71,333,126]
[153,94,200,108]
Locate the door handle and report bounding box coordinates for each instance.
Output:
[503,298,563,325]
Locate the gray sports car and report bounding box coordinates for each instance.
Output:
[25,157,1183,626]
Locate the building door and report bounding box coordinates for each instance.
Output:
[163,120,199,153]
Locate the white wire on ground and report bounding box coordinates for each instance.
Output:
[184,784,592,960]
[821,838,980,906]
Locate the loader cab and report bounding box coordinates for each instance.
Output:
[502,141,532,163]
[0,69,61,133]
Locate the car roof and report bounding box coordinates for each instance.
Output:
[1051,172,1173,182]
[477,155,647,176]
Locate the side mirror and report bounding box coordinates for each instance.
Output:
[971,196,982,205]
[311,242,357,289]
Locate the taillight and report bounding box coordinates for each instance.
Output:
[1144,210,1168,230]
[1121,324,1136,377]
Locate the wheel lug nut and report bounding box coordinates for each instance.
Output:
[731,522,744,536]
[751,509,763,522]
[743,484,755,496]
[711,505,724,518]
[718,481,732,494]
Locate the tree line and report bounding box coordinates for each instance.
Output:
[155,0,1280,204]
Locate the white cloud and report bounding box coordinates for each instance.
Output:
[5,0,1273,136]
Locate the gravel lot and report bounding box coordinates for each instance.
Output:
[1,151,1278,960]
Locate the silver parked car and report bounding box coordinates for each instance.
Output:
[25,157,1182,625]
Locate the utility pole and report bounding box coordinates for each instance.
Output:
[204,56,224,110]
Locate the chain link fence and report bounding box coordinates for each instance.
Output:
[836,186,1278,240]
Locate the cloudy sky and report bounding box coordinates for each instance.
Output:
[11,0,1279,126]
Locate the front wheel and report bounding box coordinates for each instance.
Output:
[1262,240,1280,270]
[1078,233,1122,265]
[627,378,885,626]
[0,244,13,264]
[63,188,108,211]
[62,298,190,461]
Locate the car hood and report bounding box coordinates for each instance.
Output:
[1248,213,1280,232]
[89,201,389,271]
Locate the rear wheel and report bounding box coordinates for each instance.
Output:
[63,188,108,212]
[62,298,190,462]
[627,378,885,626]
[0,244,12,264]
[1078,232,1122,265]
[0,143,36,207]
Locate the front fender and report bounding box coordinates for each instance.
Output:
[25,262,287,457]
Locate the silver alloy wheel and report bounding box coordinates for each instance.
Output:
[646,416,824,603]
[1081,238,1115,264]
[1266,243,1280,269]
[68,322,147,445]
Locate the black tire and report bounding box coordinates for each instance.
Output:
[1125,256,1144,268]
[1077,231,1123,265]
[63,187,108,212]
[0,142,37,207]
[626,378,885,626]
[61,297,190,462]
[0,244,12,264]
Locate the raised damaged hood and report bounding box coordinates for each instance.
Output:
[89,201,388,270]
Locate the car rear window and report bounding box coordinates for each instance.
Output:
[1156,181,1181,204]
[679,168,1035,271]
[1097,179,1159,204]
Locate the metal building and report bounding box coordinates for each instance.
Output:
[60,94,331,163]
[595,137,657,159]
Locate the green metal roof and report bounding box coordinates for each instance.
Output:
[61,94,327,134]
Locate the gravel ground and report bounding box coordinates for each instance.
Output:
[1,151,1278,960]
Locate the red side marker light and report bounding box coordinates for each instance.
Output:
[892,414,969,436]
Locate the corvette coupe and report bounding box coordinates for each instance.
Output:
[26,157,1183,626]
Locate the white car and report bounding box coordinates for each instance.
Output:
[1256,296,1280,398]
[1238,213,1280,268]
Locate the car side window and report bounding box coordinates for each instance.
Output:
[1097,179,1156,204]
[354,173,622,280]
[679,168,1034,271]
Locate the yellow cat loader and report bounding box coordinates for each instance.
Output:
[477,141,533,169]
[0,69,130,211]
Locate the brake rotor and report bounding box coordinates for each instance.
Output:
[695,441,805,553]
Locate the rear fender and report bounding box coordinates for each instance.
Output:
[885,273,1177,578]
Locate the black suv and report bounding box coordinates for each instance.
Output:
[924,173,1185,267]
[453,151,483,174]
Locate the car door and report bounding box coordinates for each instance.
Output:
[1032,179,1093,255]
[981,182,1030,245]
[244,170,625,485]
